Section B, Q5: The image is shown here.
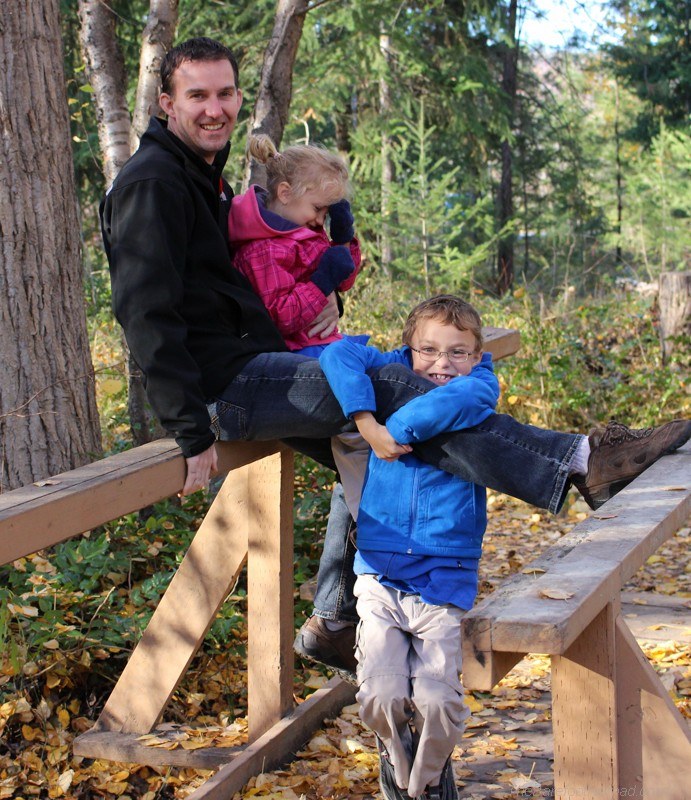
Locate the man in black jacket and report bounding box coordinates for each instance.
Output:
[102,37,691,680]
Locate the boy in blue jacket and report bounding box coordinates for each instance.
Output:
[320,295,500,800]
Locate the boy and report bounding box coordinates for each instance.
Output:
[320,295,500,800]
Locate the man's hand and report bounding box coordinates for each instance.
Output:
[354,412,412,462]
[307,292,340,339]
[180,444,218,497]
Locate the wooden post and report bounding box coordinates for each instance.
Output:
[551,601,620,800]
[85,459,256,735]
[615,617,691,799]
[247,450,295,741]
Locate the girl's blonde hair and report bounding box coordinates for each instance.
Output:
[247,134,351,203]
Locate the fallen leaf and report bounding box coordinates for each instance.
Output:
[521,567,546,575]
[538,588,574,600]
[593,513,618,519]
[33,479,61,487]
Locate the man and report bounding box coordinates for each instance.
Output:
[101,37,691,679]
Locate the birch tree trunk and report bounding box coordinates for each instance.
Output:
[0,0,102,490]
[77,0,131,187]
[243,0,309,189]
[79,0,176,447]
[496,0,518,295]
[130,0,179,150]
[379,27,393,279]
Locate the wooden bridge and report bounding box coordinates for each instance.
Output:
[1,325,689,799]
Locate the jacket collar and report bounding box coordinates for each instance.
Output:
[142,116,231,183]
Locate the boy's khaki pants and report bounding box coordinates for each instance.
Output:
[354,574,470,797]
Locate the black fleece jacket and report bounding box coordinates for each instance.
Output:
[101,118,287,457]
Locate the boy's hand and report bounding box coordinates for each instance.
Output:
[354,412,412,462]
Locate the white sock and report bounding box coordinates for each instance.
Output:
[570,434,590,475]
[323,619,354,631]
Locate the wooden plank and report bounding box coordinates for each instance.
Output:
[551,602,619,800]
[614,616,691,797]
[0,439,279,565]
[247,450,295,742]
[84,458,261,736]
[184,679,357,800]
[482,326,521,361]
[72,730,241,769]
[462,445,690,686]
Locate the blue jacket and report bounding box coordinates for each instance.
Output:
[320,340,500,559]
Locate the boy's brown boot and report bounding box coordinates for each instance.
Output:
[575,419,691,509]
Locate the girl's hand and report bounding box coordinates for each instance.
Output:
[354,412,412,462]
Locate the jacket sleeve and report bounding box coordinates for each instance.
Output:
[335,238,363,293]
[385,356,500,444]
[104,178,215,458]
[233,239,328,337]
[319,338,404,417]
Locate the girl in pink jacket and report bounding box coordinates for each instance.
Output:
[228,135,363,354]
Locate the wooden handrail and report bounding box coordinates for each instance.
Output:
[462,444,691,798]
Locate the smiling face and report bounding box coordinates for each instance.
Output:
[409,318,481,386]
[159,58,243,164]
[272,183,342,230]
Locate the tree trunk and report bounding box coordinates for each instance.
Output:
[77,0,131,187]
[79,0,176,447]
[243,0,309,189]
[127,1,178,446]
[130,0,179,150]
[379,27,393,279]
[0,0,102,490]
[658,271,691,364]
[496,0,518,295]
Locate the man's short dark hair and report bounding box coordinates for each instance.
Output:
[160,37,240,95]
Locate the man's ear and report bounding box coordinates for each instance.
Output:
[276,181,293,206]
[159,93,173,117]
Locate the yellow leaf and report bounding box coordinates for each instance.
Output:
[465,694,484,713]
[57,708,70,728]
[538,587,574,601]
[100,378,124,396]
[507,395,519,405]
[44,639,60,650]
[522,567,546,575]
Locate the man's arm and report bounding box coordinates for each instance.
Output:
[103,178,215,458]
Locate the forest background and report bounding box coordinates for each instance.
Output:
[0,0,689,798]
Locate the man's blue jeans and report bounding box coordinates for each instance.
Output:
[211,352,580,621]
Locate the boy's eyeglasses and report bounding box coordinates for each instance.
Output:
[409,346,473,363]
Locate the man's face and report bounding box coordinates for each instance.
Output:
[159,59,243,164]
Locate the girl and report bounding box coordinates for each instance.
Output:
[228,134,362,354]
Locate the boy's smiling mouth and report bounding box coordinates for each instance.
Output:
[428,372,456,385]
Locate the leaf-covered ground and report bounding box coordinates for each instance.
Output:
[1,492,689,799]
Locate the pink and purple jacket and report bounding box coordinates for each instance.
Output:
[228,185,362,351]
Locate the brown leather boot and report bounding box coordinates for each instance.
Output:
[293,616,357,683]
[574,419,691,509]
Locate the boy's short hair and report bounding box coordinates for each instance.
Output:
[402,295,483,351]
[161,37,240,95]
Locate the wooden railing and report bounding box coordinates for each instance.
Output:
[462,443,691,800]
[0,326,519,800]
